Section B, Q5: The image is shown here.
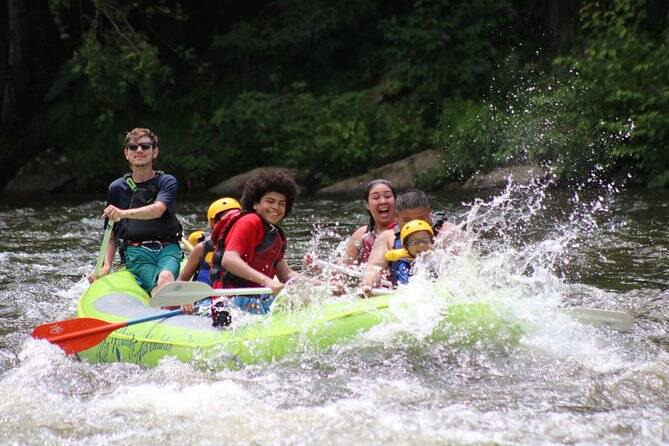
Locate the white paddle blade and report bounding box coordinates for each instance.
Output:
[150,281,273,307]
[567,307,634,331]
[150,281,216,307]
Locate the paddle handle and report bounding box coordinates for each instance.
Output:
[94,221,114,276]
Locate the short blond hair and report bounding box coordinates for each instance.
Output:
[124,128,159,148]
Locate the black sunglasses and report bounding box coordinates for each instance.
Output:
[126,142,154,151]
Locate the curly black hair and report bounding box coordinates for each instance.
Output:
[240,170,299,218]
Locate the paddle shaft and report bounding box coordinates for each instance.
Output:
[312,261,633,329]
[314,259,393,288]
[180,236,194,252]
[94,221,114,276]
[210,287,273,297]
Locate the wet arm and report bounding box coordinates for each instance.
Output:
[104,201,167,220]
[177,243,205,281]
[435,221,463,254]
[276,259,299,283]
[343,226,366,265]
[361,232,392,287]
[222,251,279,289]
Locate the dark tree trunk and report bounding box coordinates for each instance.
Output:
[523,0,579,54]
[2,0,24,129]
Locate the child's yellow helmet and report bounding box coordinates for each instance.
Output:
[207,197,241,226]
[400,219,434,245]
[188,230,206,246]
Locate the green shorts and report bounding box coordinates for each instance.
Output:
[124,243,183,293]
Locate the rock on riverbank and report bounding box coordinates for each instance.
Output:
[315,150,443,195]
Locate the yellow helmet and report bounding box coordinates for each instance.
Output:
[400,219,434,245]
[207,197,241,227]
[188,230,206,246]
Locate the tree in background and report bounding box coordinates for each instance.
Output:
[0,0,667,191]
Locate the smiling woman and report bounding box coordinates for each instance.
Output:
[344,179,397,265]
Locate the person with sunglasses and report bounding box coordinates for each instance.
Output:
[88,128,183,301]
[178,197,241,284]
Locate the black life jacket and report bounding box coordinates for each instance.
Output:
[116,172,183,243]
[208,210,287,288]
[433,211,448,232]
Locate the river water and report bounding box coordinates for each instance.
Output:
[0,182,667,445]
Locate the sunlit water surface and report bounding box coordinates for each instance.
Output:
[0,184,667,445]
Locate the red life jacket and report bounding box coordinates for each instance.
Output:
[356,221,396,264]
[209,210,287,288]
[356,229,376,264]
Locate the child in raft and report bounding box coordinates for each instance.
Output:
[178,197,241,284]
[208,171,300,314]
[383,219,436,286]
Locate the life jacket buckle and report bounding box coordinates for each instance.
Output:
[128,240,171,251]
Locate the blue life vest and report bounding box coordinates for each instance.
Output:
[389,212,450,287]
[389,225,412,287]
[193,237,214,285]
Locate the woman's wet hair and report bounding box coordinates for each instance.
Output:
[396,188,430,211]
[241,171,298,218]
[363,179,396,232]
[364,179,396,201]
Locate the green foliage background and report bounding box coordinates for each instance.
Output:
[2,0,667,191]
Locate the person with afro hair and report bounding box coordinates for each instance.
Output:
[209,170,299,314]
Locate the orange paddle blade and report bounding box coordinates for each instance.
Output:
[32,317,126,355]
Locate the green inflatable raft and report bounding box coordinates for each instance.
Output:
[76,269,522,369]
